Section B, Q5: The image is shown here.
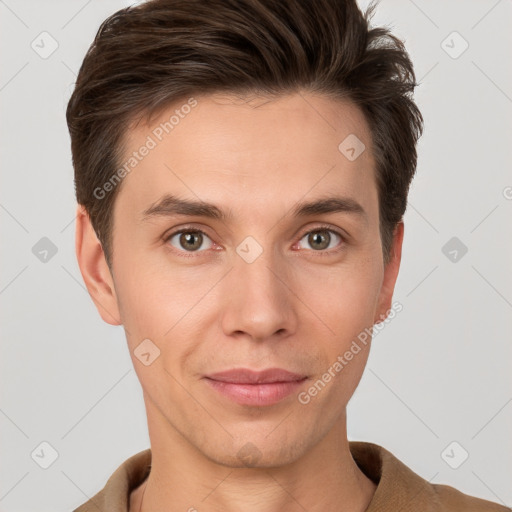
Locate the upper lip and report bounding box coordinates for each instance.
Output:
[205,368,307,384]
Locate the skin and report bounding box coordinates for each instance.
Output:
[76,91,404,512]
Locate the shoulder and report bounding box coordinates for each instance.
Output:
[72,449,152,512]
[349,441,510,512]
[432,483,511,512]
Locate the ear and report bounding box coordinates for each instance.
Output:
[75,204,122,326]
[373,221,404,324]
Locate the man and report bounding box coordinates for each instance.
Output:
[67,0,510,510]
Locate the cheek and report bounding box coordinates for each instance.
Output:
[303,273,377,407]
[111,268,165,362]
[115,268,199,394]
[298,258,381,396]
[304,254,382,332]
[113,252,218,354]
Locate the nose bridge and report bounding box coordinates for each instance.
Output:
[220,233,296,340]
[235,233,286,302]
[235,237,283,292]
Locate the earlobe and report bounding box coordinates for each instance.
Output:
[75,205,122,326]
[374,221,404,325]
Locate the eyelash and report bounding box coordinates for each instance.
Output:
[163,224,347,258]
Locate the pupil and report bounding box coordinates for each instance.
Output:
[182,232,201,251]
[310,231,329,250]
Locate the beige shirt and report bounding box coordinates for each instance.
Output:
[73,441,510,511]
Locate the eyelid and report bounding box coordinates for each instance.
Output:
[295,223,347,255]
[163,222,347,256]
[297,223,347,242]
[163,225,216,256]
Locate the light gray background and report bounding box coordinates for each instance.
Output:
[1,0,511,511]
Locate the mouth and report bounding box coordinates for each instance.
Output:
[204,367,307,384]
[203,368,308,406]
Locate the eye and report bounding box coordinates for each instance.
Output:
[166,228,214,253]
[164,224,346,257]
[296,226,345,253]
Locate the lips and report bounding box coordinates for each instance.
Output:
[204,368,308,406]
[205,367,307,384]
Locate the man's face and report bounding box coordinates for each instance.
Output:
[86,92,401,467]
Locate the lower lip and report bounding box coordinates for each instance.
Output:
[204,377,307,406]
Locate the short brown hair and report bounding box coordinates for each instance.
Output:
[66,0,423,269]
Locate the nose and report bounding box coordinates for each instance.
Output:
[220,242,298,343]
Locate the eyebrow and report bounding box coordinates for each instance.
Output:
[141,193,367,223]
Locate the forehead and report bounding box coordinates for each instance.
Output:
[115,92,378,225]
